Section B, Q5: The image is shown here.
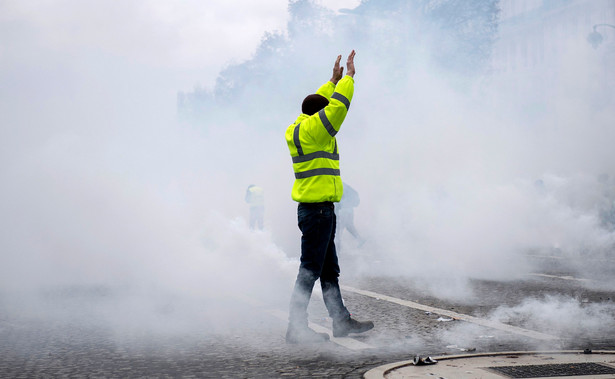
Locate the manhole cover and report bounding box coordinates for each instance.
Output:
[488,362,615,378]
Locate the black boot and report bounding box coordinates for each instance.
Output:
[285,325,330,344]
[332,316,374,337]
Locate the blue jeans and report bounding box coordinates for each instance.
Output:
[288,202,350,327]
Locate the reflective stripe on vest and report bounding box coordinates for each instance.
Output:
[292,150,339,164]
[318,109,337,137]
[295,168,340,179]
[293,122,303,155]
[331,92,350,111]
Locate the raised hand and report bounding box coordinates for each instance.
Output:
[346,50,356,77]
[330,55,344,84]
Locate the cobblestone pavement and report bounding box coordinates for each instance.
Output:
[1,269,614,378]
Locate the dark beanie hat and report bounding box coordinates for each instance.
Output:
[302,94,329,116]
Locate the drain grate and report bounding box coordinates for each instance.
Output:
[487,362,615,378]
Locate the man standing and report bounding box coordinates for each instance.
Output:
[284,51,374,344]
[245,184,264,230]
[335,182,366,251]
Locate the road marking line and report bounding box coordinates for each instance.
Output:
[526,253,615,264]
[266,309,373,350]
[526,253,564,260]
[529,273,591,282]
[341,285,559,341]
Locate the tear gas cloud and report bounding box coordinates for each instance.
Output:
[439,294,615,351]
[1,0,614,339]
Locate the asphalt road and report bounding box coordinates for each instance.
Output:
[2,256,614,378]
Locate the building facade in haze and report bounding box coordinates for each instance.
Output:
[491,0,615,97]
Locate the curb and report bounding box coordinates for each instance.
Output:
[363,350,615,379]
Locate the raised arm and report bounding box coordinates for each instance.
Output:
[309,51,356,146]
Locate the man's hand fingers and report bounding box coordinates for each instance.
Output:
[348,50,355,62]
[345,50,356,77]
[335,55,342,67]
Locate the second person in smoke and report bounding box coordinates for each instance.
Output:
[335,182,365,252]
[284,50,374,344]
[245,184,264,230]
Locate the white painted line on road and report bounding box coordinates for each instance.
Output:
[341,285,559,342]
[526,253,615,265]
[526,253,564,260]
[529,273,591,282]
[266,309,373,351]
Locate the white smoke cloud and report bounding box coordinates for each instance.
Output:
[437,295,615,352]
[337,33,615,297]
[1,0,614,341]
[489,295,615,338]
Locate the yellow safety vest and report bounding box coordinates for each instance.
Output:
[246,186,264,207]
[285,76,354,203]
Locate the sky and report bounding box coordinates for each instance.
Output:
[1,0,359,88]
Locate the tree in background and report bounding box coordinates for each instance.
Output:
[178,0,500,126]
